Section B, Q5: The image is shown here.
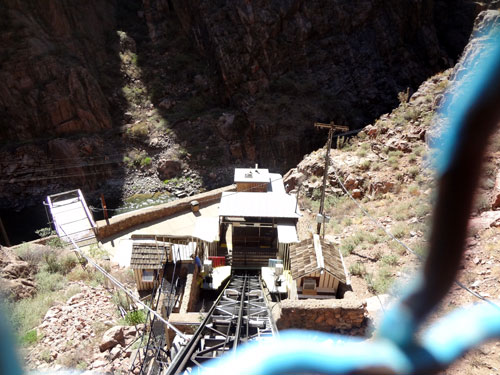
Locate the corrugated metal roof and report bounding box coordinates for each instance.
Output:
[289,236,347,284]
[277,222,299,244]
[219,192,300,219]
[234,168,270,183]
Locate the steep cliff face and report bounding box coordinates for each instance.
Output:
[0,0,124,210]
[165,0,481,170]
[0,0,483,213]
[0,1,116,141]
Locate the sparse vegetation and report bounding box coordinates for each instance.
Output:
[123,150,152,169]
[123,309,147,325]
[366,266,394,294]
[381,254,399,266]
[20,329,40,346]
[349,262,367,276]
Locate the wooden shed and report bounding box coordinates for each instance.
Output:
[234,167,270,192]
[290,235,350,299]
[130,241,169,291]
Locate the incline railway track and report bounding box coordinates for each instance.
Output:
[166,273,278,374]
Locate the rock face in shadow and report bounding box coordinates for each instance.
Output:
[164,0,482,170]
[0,0,116,141]
[0,0,122,209]
[0,0,486,211]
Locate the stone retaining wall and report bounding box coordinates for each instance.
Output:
[95,185,236,239]
[275,295,366,331]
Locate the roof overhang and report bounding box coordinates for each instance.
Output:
[219,192,300,219]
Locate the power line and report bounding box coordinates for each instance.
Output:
[327,157,500,309]
[58,226,190,341]
[0,129,344,181]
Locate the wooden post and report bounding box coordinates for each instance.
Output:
[100,194,109,222]
[314,122,349,235]
[0,217,11,247]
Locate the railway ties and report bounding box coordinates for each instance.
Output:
[166,273,277,374]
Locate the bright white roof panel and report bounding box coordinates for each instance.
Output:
[277,222,299,244]
[193,217,219,242]
[219,192,299,219]
[234,168,270,183]
[269,173,285,193]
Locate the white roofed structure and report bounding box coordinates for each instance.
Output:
[219,167,300,269]
[234,168,270,184]
[219,192,299,219]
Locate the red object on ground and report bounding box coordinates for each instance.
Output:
[208,256,226,268]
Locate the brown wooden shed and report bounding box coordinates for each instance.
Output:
[130,241,169,291]
[290,235,350,299]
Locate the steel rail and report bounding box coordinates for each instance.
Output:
[233,274,248,353]
[166,277,232,374]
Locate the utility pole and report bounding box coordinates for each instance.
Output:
[314,121,349,235]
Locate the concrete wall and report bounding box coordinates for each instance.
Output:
[95,185,236,239]
[275,295,366,331]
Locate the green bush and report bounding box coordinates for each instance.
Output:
[112,291,130,310]
[36,271,64,293]
[366,267,394,294]
[14,244,49,267]
[41,252,62,274]
[8,291,58,335]
[359,159,371,171]
[60,254,78,274]
[126,122,149,139]
[35,227,53,238]
[140,156,152,167]
[124,309,147,325]
[391,223,408,239]
[20,329,40,346]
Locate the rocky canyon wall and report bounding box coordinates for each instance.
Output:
[0,0,486,212]
[166,0,482,169]
[0,0,125,210]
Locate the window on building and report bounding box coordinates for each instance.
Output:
[303,277,317,291]
[142,270,155,282]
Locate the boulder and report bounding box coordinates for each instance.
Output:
[469,211,500,232]
[1,260,31,279]
[157,160,182,180]
[363,125,377,138]
[99,326,125,352]
[0,278,36,301]
[386,139,412,153]
[370,180,395,195]
[343,174,360,190]
[351,189,362,199]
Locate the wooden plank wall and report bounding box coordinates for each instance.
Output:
[134,269,164,291]
[279,242,291,270]
[236,182,267,192]
[296,271,339,292]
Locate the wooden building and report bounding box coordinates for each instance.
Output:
[130,241,169,291]
[290,235,350,299]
